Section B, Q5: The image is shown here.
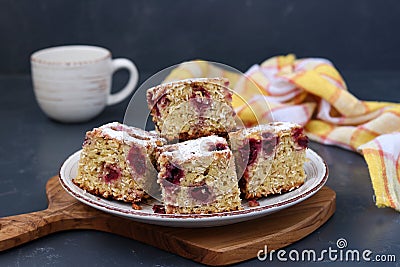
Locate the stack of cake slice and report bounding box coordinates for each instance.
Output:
[73,78,308,214]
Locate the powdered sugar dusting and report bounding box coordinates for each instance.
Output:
[245,122,300,135]
[161,135,228,160]
[97,122,162,145]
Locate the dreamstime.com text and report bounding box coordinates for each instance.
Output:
[257,238,396,263]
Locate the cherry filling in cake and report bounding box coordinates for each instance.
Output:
[248,138,261,166]
[233,132,279,183]
[261,133,279,156]
[127,144,146,175]
[150,85,212,118]
[189,184,213,203]
[152,204,166,214]
[192,85,211,98]
[229,122,308,199]
[150,94,171,117]
[110,123,124,131]
[207,142,228,151]
[216,142,228,151]
[163,163,184,186]
[243,134,278,167]
[82,136,91,146]
[189,86,212,115]
[190,97,211,114]
[292,127,308,149]
[100,163,121,183]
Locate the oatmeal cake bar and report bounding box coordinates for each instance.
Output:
[146,78,237,142]
[156,135,242,214]
[73,122,165,203]
[228,122,308,199]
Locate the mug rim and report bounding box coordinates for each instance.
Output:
[31,45,111,66]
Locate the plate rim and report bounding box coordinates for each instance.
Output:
[59,148,329,223]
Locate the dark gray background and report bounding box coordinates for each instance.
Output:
[1,0,400,75]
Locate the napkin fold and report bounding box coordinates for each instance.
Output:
[164,55,400,212]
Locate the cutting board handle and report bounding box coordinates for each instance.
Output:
[0,176,114,252]
[0,208,63,251]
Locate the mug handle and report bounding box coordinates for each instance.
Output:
[107,58,139,105]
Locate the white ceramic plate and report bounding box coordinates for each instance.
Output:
[59,149,328,228]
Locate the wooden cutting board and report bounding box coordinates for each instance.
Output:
[0,176,335,266]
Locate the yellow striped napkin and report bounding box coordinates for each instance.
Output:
[164,55,400,212]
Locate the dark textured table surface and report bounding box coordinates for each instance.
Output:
[0,71,399,266]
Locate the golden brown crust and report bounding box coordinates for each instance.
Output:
[72,178,144,203]
[242,181,305,199]
[165,204,243,214]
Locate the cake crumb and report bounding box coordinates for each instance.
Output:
[248,199,260,207]
[152,204,166,214]
[132,203,142,210]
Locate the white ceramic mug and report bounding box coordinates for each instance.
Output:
[31,45,139,123]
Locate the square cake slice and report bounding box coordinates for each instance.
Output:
[228,122,308,199]
[73,122,165,203]
[146,77,237,142]
[156,135,242,214]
